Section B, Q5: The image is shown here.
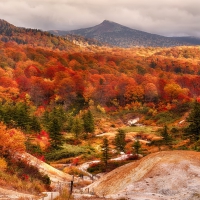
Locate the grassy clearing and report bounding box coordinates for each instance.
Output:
[153,111,181,124]
[121,126,154,134]
[46,143,98,164]
[45,144,86,161]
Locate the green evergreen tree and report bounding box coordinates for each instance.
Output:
[50,107,67,127]
[185,100,200,142]
[115,129,126,152]
[48,118,64,149]
[101,137,110,168]
[72,117,83,138]
[83,110,94,133]
[161,125,172,145]
[42,106,67,132]
[132,140,141,155]
[66,115,74,132]
[30,116,41,132]
[13,102,31,131]
[42,110,50,127]
[0,103,13,125]
[0,102,42,133]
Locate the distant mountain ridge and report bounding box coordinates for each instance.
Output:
[49,20,200,47]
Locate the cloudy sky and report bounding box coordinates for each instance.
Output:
[0,0,200,37]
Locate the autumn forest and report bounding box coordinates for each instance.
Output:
[1,19,200,198]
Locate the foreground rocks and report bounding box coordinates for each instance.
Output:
[86,150,200,200]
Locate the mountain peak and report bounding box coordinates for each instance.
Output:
[95,20,126,33]
[100,20,121,27]
[102,20,114,24]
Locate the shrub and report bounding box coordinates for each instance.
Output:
[41,174,51,185]
[87,162,104,174]
[176,145,188,150]
[8,159,51,186]
[63,166,86,176]
[87,160,131,174]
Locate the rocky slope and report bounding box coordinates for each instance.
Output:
[86,150,200,200]
[0,153,72,199]
[20,153,72,184]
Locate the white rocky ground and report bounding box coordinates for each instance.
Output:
[0,187,36,199]
[86,151,200,200]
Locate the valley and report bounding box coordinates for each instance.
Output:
[0,18,200,200]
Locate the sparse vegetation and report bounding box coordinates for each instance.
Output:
[54,188,73,200]
[0,168,47,194]
[87,160,133,174]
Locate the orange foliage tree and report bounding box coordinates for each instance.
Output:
[0,123,26,156]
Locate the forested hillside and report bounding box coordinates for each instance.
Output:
[0,40,199,150]
[0,42,199,108]
[0,19,78,50]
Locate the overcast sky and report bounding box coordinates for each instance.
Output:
[0,0,200,37]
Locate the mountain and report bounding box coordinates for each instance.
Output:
[49,20,200,47]
[0,19,78,51]
[174,36,200,45]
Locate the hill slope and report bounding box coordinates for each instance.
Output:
[0,19,78,51]
[87,151,200,200]
[21,153,72,184]
[49,20,200,47]
[0,153,72,199]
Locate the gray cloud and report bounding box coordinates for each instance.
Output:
[0,0,200,37]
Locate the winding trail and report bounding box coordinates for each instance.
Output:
[78,160,100,178]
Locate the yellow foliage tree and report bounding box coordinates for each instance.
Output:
[0,157,7,171]
[164,83,188,103]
